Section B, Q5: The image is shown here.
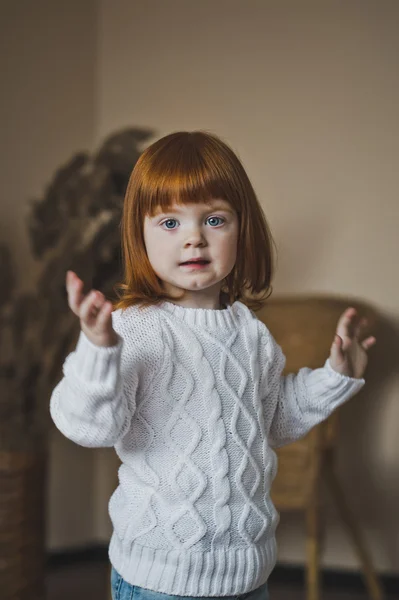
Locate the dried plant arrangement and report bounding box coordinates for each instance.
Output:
[0,127,153,452]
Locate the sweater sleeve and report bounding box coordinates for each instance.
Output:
[49,307,161,448]
[260,330,365,449]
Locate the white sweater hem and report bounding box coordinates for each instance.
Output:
[109,534,276,596]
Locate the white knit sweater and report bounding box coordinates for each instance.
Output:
[50,300,364,596]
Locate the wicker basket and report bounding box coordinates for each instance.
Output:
[0,449,47,600]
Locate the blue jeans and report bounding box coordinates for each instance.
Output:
[111,567,269,600]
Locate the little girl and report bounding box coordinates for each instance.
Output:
[50,131,375,600]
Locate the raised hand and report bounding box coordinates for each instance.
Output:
[66,271,119,347]
[329,307,376,379]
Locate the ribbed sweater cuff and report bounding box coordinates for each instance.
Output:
[72,330,123,385]
[324,358,365,387]
[306,358,365,411]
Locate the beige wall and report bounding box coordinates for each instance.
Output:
[0,0,98,549]
[95,0,399,573]
[2,0,398,574]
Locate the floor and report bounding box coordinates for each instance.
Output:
[45,559,395,600]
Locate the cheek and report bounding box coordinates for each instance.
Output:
[144,229,176,272]
[144,227,165,256]
[211,240,237,273]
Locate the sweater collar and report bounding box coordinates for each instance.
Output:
[157,300,248,330]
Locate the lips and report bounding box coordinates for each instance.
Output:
[180,259,210,266]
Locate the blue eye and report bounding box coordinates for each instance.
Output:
[162,219,178,229]
[207,216,224,227]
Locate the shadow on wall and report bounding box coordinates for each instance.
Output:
[272,212,399,569]
[337,312,399,569]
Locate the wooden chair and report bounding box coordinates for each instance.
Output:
[255,295,383,600]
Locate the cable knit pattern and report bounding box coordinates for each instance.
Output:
[50,300,365,596]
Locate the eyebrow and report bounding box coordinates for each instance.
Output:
[156,203,235,215]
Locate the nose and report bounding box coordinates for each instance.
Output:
[184,227,207,248]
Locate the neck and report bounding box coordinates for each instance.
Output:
[165,287,223,310]
[168,296,222,310]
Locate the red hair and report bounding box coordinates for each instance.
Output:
[113,131,275,311]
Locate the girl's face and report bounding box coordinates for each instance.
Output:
[143,199,239,309]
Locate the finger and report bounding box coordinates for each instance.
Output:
[354,318,368,341]
[362,336,376,350]
[95,301,113,328]
[330,334,345,364]
[66,270,81,291]
[80,290,105,323]
[66,271,85,315]
[336,307,357,340]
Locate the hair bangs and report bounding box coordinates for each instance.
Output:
[136,132,243,217]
